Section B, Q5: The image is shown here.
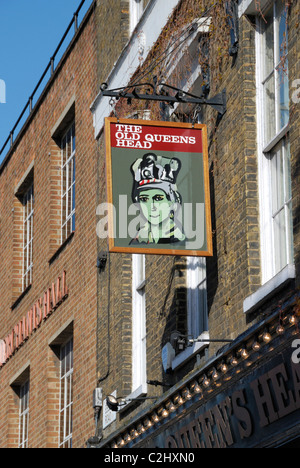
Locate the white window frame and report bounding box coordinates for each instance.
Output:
[187,257,209,339]
[61,122,76,244]
[59,338,73,449]
[255,1,293,284]
[22,184,34,291]
[19,380,30,449]
[172,257,209,370]
[130,0,144,34]
[131,254,147,398]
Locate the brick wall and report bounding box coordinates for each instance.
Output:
[96,0,130,84]
[289,0,300,286]
[0,6,98,448]
[94,0,300,443]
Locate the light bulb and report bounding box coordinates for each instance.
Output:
[174,394,184,406]
[276,324,285,335]
[252,340,261,352]
[137,423,145,433]
[262,330,272,343]
[118,437,125,447]
[289,315,297,325]
[203,375,210,388]
[167,402,176,413]
[182,388,192,400]
[230,356,238,367]
[241,348,249,359]
[191,380,202,393]
[144,418,152,428]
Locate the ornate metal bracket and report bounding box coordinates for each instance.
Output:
[100,82,227,116]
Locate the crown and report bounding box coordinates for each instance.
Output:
[131,153,181,187]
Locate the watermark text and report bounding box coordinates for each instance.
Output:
[0,79,6,104]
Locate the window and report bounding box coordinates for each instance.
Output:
[61,122,76,244]
[256,0,293,282]
[171,257,209,370]
[59,338,73,448]
[14,164,34,300]
[260,1,289,146]
[22,184,34,290]
[163,17,211,122]
[268,137,293,274]
[131,254,147,396]
[19,380,30,449]
[186,257,208,340]
[130,0,144,34]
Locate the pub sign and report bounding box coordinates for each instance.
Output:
[101,118,213,256]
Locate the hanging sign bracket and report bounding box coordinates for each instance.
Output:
[100,82,226,116]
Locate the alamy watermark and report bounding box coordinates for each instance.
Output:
[292,79,300,104]
[96,196,206,250]
[0,79,6,104]
[291,340,300,364]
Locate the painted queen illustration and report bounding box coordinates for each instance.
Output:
[130,153,185,245]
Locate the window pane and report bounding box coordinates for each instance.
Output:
[72,212,76,233]
[270,143,284,215]
[19,380,30,448]
[273,208,287,273]
[62,194,67,224]
[60,339,73,448]
[263,73,276,144]
[62,166,67,196]
[187,257,208,338]
[23,184,34,291]
[284,140,292,201]
[68,160,73,198]
[277,0,288,59]
[279,63,289,128]
[67,187,72,220]
[61,122,75,243]
[72,123,76,151]
[66,217,72,239]
[62,137,66,166]
[262,8,274,79]
[66,130,72,161]
[269,137,293,276]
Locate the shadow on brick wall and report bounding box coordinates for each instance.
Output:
[206,161,219,317]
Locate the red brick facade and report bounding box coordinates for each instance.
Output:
[0,5,98,448]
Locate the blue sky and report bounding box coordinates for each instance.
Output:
[0,0,93,162]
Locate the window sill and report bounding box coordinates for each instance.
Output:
[243,264,296,315]
[171,331,210,371]
[48,232,75,265]
[11,284,32,311]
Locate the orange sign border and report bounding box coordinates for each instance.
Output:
[105,118,213,257]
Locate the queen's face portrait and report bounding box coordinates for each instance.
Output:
[138,188,173,226]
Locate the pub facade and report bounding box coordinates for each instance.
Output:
[90,0,300,449]
[0,0,299,449]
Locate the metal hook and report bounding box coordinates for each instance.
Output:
[192,105,201,128]
[109,98,120,124]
